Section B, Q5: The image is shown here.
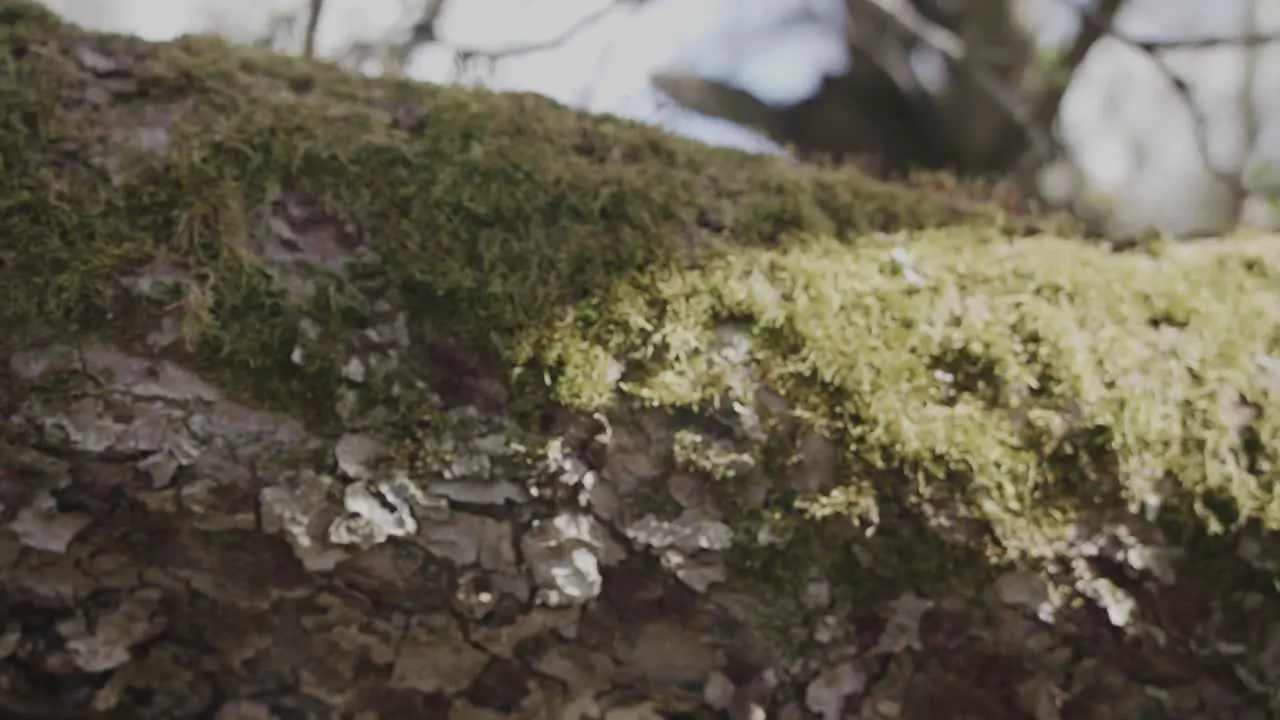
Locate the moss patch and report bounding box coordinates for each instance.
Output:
[3,1,1278,604]
[543,227,1280,604]
[619,233,1278,530]
[0,0,1035,417]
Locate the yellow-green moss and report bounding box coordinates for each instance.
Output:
[672,429,756,480]
[660,233,1277,536]
[3,1,1278,606]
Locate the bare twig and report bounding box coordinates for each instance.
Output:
[860,0,1273,188]
[406,0,450,43]
[859,0,965,59]
[394,0,628,86]
[303,0,324,59]
[852,0,1059,165]
[1128,30,1280,51]
[431,1,623,61]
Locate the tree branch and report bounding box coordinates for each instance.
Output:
[302,0,324,58]
[851,0,1059,167]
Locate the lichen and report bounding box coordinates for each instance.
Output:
[2,0,1278,623]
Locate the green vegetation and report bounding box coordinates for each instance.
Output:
[2,0,1278,609]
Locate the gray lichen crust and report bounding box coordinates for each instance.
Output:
[1,1,1279,718]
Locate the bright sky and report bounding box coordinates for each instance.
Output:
[419,0,847,106]
[40,0,850,154]
[412,0,849,152]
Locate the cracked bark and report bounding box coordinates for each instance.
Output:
[2,2,1279,720]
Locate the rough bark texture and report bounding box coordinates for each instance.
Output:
[2,2,1280,719]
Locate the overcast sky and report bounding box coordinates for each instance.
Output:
[40,0,852,154]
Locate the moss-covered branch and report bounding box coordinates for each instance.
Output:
[2,1,1279,717]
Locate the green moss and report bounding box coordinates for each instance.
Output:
[743,234,1275,529]
[672,429,756,480]
[3,1,1278,606]
[0,1,1007,418]
[536,228,1280,605]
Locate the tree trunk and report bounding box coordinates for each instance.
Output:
[2,2,1278,718]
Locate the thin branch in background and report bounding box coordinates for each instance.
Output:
[859,0,965,59]
[859,0,1271,189]
[396,0,628,85]
[303,0,324,58]
[423,0,624,62]
[407,0,449,43]
[852,0,1059,166]
[1129,30,1280,51]
[376,0,449,70]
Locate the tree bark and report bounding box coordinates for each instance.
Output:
[1,2,1279,719]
